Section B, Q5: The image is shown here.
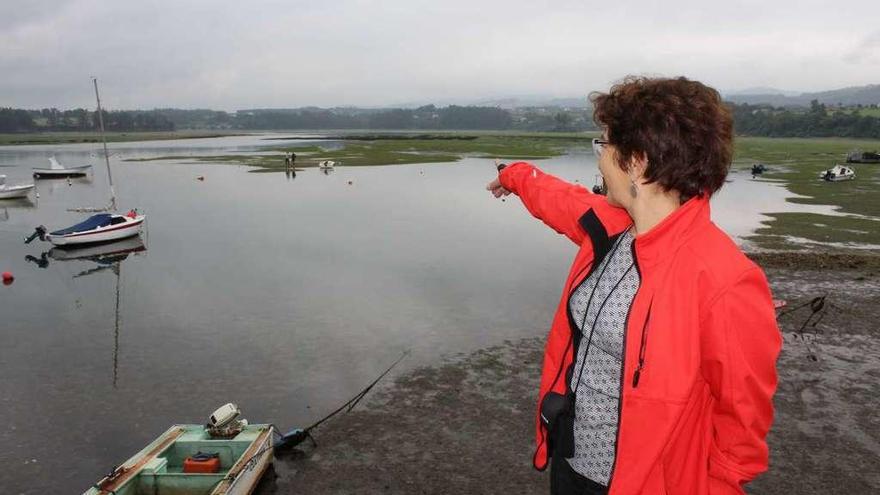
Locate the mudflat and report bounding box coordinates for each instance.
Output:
[258,251,880,494]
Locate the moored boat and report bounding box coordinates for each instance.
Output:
[846,149,880,164]
[819,164,855,182]
[0,175,35,199]
[32,156,92,178]
[83,423,274,495]
[43,211,145,246]
[318,160,336,168]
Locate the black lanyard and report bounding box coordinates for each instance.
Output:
[571,230,635,395]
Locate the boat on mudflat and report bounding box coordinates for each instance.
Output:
[32,156,92,178]
[819,164,855,182]
[83,424,274,495]
[84,404,274,495]
[0,175,35,199]
[44,211,144,246]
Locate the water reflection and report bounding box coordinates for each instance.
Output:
[25,236,146,389]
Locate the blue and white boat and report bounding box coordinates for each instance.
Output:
[45,211,145,246]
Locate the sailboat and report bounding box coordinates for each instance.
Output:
[25,78,146,247]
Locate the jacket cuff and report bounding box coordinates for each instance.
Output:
[498,161,533,193]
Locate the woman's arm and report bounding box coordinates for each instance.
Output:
[700,267,782,494]
[490,161,629,245]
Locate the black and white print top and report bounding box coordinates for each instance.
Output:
[566,228,639,485]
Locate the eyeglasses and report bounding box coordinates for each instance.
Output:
[592,138,609,158]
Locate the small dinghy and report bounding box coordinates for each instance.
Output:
[26,210,145,247]
[318,160,336,168]
[819,164,855,182]
[84,404,274,495]
[0,175,35,199]
[32,156,92,178]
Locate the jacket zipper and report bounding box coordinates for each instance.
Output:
[606,241,643,492]
[632,302,653,388]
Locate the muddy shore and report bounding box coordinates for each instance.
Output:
[256,252,880,494]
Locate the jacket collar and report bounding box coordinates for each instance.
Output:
[632,196,711,268]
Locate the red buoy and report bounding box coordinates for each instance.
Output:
[2,271,13,286]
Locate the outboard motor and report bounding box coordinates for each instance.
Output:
[24,225,47,244]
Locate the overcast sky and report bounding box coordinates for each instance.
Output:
[1,0,878,110]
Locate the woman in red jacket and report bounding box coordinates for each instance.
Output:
[487,76,781,495]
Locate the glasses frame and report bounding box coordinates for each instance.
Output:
[592,138,609,158]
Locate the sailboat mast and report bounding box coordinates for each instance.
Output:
[93,77,117,211]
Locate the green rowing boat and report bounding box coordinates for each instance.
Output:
[84,423,274,495]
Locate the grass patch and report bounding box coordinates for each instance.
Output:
[734,136,880,250]
[124,133,593,169]
[751,212,880,247]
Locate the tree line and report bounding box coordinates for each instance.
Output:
[3,101,879,137]
[0,107,175,133]
[730,100,880,138]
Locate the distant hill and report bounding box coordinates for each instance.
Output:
[391,95,590,110]
[725,86,801,97]
[724,84,880,107]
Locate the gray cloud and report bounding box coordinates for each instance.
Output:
[844,30,880,64]
[1,0,878,109]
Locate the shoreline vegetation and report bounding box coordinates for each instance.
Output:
[2,130,878,250]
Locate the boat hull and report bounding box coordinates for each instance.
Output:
[83,424,274,495]
[47,216,144,246]
[33,165,91,178]
[0,184,34,199]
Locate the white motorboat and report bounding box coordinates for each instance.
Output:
[819,164,855,182]
[48,211,145,246]
[318,160,336,168]
[0,175,35,199]
[26,210,145,247]
[32,156,92,178]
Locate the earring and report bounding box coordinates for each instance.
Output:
[629,179,638,198]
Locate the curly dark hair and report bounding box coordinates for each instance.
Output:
[590,76,733,200]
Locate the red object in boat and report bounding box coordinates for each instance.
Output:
[126,209,137,219]
[183,456,221,473]
[773,299,787,310]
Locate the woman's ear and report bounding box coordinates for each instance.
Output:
[628,152,649,183]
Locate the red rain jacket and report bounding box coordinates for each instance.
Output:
[499,162,781,495]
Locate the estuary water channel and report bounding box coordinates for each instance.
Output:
[0,133,823,493]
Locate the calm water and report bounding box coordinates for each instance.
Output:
[0,134,811,492]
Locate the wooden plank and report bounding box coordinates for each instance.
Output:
[95,427,185,494]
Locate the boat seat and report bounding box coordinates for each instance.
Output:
[157,440,251,471]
